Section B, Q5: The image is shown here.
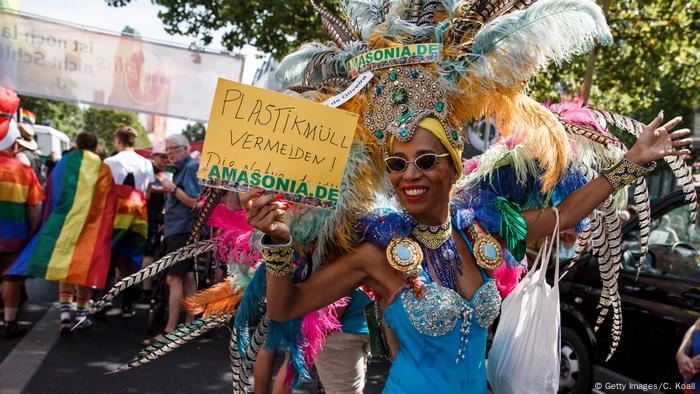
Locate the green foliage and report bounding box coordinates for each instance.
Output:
[181,122,206,142]
[82,107,150,152]
[105,0,336,59]
[18,95,83,137]
[530,0,699,131]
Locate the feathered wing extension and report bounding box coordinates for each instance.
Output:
[562,121,610,147]
[287,84,316,94]
[443,0,479,45]
[229,326,250,393]
[116,315,229,372]
[633,178,651,280]
[276,43,334,88]
[302,50,348,88]
[89,240,216,313]
[589,195,624,360]
[601,199,623,361]
[231,318,269,393]
[407,0,423,23]
[188,187,227,244]
[666,157,697,226]
[417,0,442,25]
[589,206,612,326]
[593,109,698,225]
[312,0,359,47]
[475,0,539,23]
[466,0,612,93]
[182,279,243,318]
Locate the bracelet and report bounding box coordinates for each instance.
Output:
[601,157,656,192]
[259,235,295,277]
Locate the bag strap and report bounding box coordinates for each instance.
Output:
[538,207,561,287]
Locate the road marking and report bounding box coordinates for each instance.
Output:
[0,303,60,394]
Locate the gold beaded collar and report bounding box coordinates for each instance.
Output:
[411,219,451,250]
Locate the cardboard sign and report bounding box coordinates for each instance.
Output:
[198,78,359,209]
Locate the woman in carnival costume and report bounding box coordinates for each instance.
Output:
[94,0,696,392]
[243,0,694,391]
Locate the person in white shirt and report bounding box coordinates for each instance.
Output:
[104,126,155,195]
[103,125,155,317]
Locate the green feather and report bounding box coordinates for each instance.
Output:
[495,196,528,261]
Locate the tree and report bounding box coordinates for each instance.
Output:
[82,107,150,152]
[18,96,83,137]
[181,122,206,142]
[530,0,699,132]
[106,0,333,59]
[107,1,697,126]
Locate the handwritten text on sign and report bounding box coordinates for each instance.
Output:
[198,78,358,209]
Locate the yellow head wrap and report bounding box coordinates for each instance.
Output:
[389,117,463,177]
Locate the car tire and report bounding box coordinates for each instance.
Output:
[559,326,593,394]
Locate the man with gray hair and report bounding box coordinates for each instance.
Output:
[143,134,200,345]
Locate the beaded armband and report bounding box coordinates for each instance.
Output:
[601,157,655,192]
[259,235,295,277]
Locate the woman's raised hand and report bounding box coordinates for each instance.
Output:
[240,190,290,243]
[626,111,692,165]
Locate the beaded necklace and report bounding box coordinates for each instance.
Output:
[412,219,463,291]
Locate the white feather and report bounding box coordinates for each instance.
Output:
[275,43,333,87]
[342,0,386,39]
[468,0,612,91]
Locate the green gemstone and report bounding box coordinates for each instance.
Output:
[389,71,397,81]
[391,87,408,104]
[373,130,384,139]
[451,130,459,140]
[398,111,413,123]
[436,101,445,112]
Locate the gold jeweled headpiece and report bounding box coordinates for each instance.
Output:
[364,66,462,150]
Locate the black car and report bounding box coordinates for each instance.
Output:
[558,187,700,394]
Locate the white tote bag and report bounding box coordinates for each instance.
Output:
[487,208,561,394]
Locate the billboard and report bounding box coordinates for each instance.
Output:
[0,10,245,121]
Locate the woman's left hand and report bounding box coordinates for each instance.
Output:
[625,111,692,165]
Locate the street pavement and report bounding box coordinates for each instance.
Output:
[0,278,388,393]
[0,278,665,394]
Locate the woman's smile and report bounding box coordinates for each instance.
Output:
[402,185,429,201]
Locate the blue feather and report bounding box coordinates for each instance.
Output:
[265,318,309,387]
[234,265,267,356]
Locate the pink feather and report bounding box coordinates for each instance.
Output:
[545,97,610,136]
[463,158,480,175]
[207,204,260,268]
[284,296,351,385]
[494,261,527,298]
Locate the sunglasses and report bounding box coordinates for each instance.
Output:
[384,152,450,173]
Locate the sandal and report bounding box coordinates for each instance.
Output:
[141,332,168,346]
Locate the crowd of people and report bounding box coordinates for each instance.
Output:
[0,87,203,342]
[1,0,699,392]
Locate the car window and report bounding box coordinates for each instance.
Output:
[624,203,700,280]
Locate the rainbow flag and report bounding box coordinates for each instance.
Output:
[0,153,44,252]
[6,150,116,288]
[20,108,36,125]
[111,184,148,275]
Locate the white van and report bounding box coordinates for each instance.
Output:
[34,125,71,159]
